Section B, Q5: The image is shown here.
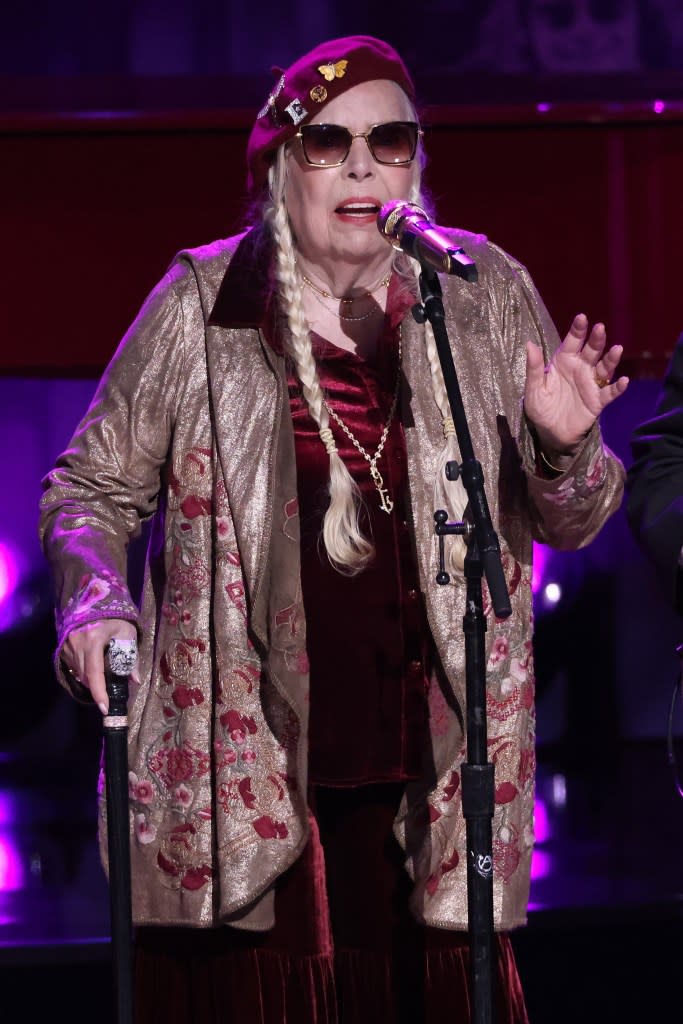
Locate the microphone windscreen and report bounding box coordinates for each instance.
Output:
[377,200,427,240]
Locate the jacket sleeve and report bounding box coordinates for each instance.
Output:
[496,253,625,550]
[626,334,683,612]
[39,267,187,695]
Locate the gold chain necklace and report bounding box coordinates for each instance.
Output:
[301,270,392,301]
[301,269,392,323]
[322,328,402,514]
[305,284,380,322]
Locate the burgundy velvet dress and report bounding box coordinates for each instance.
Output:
[134,284,530,1023]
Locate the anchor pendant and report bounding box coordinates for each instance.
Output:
[371,464,394,514]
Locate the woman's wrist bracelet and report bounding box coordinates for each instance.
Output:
[539,449,568,476]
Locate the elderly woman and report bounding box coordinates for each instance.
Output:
[40,35,627,1024]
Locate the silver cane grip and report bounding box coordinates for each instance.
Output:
[106,636,138,677]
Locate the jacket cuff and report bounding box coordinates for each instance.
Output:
[521,414,602,475]
[524,421,610,507]
[55,571,139,700]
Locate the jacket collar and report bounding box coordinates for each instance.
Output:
[209,227,278,339]
[209,225,415,353]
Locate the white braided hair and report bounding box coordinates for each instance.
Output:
[263,145,469,576]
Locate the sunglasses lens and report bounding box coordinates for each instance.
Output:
[301,125,351,165]
[299,122,420,166]
[368,123,418,164]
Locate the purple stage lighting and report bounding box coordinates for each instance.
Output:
[0,542,19,605]
[531,542,549,595]
[0,837,24,892]
[0,541,22,633]
[0,795,24,892]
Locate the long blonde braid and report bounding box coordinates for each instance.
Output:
[266,150,373,573]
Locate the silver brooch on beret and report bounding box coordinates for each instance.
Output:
[257,73,286,121]
[284,98,308,124]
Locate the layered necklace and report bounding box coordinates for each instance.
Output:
[321,326,402,514]
[301,269,391,322]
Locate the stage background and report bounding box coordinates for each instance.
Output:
[3,0,683,748]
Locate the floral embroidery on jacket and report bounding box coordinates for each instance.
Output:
[542,477,577,506]
[541,448,607,507]
[58,570,137,636]
[584,447,607,490]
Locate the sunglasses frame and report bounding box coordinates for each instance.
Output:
[294,121,423,168]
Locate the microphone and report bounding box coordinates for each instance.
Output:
[377,200,478,283]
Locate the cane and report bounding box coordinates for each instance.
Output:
[104,636,137,1024]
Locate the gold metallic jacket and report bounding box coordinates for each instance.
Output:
[40,229,624,932]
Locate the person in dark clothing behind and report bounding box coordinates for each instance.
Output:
[627,333,683,612]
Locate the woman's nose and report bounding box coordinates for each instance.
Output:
[344,135,374,179]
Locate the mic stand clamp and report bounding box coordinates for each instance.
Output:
[414,266,511,1024]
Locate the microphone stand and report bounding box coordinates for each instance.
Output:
[413,266,511,1024]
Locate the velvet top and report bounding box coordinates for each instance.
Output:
[287,279,430,786]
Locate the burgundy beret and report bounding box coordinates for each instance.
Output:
[246,35,416,195]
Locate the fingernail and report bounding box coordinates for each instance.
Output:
[98,702,108,715]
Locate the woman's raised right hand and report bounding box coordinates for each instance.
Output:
[62,618,138,713]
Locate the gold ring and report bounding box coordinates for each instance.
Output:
[595,375,611,389]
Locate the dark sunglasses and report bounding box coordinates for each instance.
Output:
[295,121,422,167]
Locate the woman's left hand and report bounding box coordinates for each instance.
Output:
[523,313,629,454]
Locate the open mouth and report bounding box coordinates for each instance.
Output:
[335,203,379,214]
[334,200,381,221]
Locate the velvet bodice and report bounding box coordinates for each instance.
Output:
[287,282,430,786]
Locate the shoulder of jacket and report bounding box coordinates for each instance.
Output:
[444,228,529,285]
[167,231,250,302]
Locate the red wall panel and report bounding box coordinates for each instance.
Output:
[2,106,682,376]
